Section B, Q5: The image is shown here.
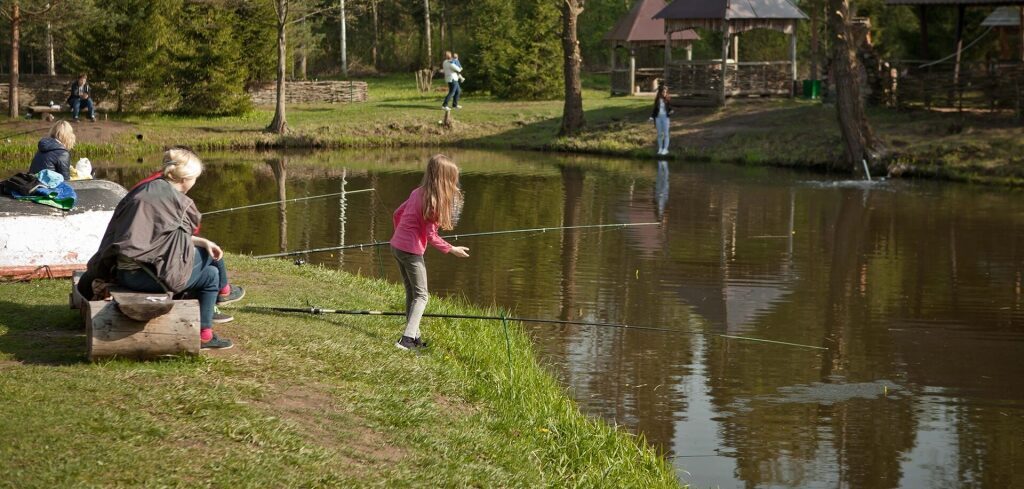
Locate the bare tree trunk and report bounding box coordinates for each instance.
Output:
[810,0,819,80]
[559,0,585,136]
[423,0,431,69]
[827,0,883,174]
[371,0,379,70]
[340,0,347,77]
[268,0,288,134]
[8,0,20,118]
[45,21,54,76]
[439,1,446,54]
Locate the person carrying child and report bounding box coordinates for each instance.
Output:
[390,154,470,350]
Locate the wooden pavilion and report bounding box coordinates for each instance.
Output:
[605,0,699,95]
[655,0,808,106]
[981,6,1024,60]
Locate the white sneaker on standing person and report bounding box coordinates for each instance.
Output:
[441,51,463,111]
[649,84,673,156]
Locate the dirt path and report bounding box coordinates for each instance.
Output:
[0,119,136,144]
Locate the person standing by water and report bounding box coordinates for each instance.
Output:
[68,73,96,123]
[649,84,673,155]
[390,154,470,350]
[441,51,463,111]
[28,121,75,181]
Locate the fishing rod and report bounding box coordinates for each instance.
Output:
[204,188,374,216]
[244,305,828,351]
[253,221,662,259]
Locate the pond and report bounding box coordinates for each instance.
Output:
[96,148,1024,488]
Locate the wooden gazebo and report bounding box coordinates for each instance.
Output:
[655,0,808,106]
[982,6,1024,60]
[605,0,699,95]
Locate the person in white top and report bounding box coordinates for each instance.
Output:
[648,84,674,155]
[441,51,463,111]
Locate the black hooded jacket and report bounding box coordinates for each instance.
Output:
[28,137,71,180]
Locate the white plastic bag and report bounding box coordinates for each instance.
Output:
[73,158,93,180]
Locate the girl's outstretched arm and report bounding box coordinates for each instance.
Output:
[426,222,453,254]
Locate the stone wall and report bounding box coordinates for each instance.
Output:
[0,76,368,113]
[248,81,368,106]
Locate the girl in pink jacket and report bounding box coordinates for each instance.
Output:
[390,154,469,350]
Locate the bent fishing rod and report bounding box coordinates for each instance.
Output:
[253,221,662,259]
[244,305,828,351]
[205,188,375,216]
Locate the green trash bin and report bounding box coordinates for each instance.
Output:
[803,80,822,99]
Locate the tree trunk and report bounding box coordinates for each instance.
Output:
[559,0,585,136]
[827,0,882,174]
[810,0,819,80]
[423,0,432,69]
[8,0,20,118]
[340,0,347,77]
[371,0,379,70]
[45,21,55,76]
[268,0,288,134]
[439,1,446,53]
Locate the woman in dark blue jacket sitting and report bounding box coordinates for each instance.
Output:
[28,121,76,180]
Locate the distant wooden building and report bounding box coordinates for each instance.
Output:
[655,0,807,106]
[604,0,699,95]
[982,6,1024,60]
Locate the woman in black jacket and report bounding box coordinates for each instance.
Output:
[28,121,75,180]
[648,84,674,155]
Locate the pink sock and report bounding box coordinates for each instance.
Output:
[201,329,213,342]
[219,284,231,295]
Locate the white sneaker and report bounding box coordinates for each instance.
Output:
[455,105,463,110]
[441,106,451,111]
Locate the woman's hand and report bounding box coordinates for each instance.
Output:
[193,237,224,260]
[450,246,470,258]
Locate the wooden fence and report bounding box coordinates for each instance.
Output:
[893,61,1023,116]
[611,68,663,95]
[665,60,793,105]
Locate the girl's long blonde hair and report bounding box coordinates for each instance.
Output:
[49,121,76,150]
[420,154,462,231]
[161,147,203,183]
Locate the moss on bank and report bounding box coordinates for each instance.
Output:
[0,255,682,488]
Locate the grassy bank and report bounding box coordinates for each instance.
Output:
[0,255,681,488]
[0,73,1021,185]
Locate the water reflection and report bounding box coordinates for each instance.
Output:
[92,149,1024,489]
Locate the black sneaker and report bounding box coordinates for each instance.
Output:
[201,333,233,350]
[395,335,418,351]
[217,285,245,305]
[413,337,429,349]
[212,307,234,324]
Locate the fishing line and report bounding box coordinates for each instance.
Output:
[204,188,374,216]
[243,305,828,351]
[253,222,662,259]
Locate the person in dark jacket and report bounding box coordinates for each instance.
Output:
[648,84,674,155]
[28,120,75,180]
[82,148,242,350]
[68,73,96,122]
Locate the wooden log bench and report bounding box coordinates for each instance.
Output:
[27,105,64,121]
[71,272,200,361]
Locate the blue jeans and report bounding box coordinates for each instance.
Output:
[71,97,95,120]
[116,247,227,329]
[442,80,461,108]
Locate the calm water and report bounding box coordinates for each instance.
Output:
[97,149,1024,488]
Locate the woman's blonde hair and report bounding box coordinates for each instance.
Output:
[49,121,76,150]
[161,147,203,182]
[420,154,462,231]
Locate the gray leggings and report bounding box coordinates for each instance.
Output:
[392,246,428,338]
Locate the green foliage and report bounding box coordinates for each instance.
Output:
[465,0,563,100]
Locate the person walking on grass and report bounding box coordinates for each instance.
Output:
[649,84,673,155]
[441,51,463,111]
[82,148,244,350]
[390,154,470,350]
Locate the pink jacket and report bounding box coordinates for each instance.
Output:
[390,187,453,255]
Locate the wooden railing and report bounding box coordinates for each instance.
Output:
[892,61,1023,115]
[665,60,793,103]
[611,68,665,95]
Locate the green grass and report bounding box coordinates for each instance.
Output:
[0,255,682,488]
[0,72,1021,186]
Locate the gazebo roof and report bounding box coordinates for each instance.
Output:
[605,0,699,45]
[983,6,1022,26]
[654,0,809,22]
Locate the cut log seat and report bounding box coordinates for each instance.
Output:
[71,274,200,361]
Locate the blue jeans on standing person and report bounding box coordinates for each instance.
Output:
[442,80,461,108]
[116,247,227,329]
[655,115,670,153]
[70,97,95,120]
